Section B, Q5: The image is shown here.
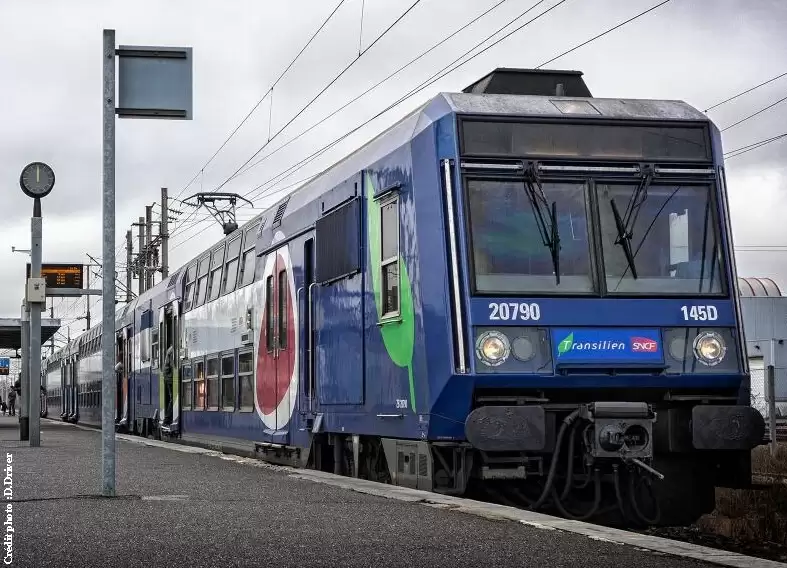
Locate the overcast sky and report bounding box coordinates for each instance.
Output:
[1,0,786,354]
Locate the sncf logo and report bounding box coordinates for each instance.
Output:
[631,337,658,353]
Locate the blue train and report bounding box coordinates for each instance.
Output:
[43,69,765,526]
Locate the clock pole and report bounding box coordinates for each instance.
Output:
[29,197,42,446]
[18,161,54,447]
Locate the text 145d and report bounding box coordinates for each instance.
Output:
[681,305,718,321]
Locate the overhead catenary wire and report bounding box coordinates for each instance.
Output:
[207,0,424,198]
[230,0,513,183]
[704,71,787,113]
[236,0,668,194]
[171,0,671,251]
[723,132,787,159]
[168,0,572,248]
[171,0,657,248]
[720,93,787,132]
[535,0,672,69]
[171,0,349,203]
[229,0,557,190]
[236,0,575,202]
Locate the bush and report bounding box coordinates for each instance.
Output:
[698,445,787,546]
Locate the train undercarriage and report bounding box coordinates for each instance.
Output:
[311,391,765,528]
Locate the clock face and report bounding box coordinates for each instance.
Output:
[19,162,55,198]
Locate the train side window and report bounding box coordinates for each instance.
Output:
[222,234,243,295]
[265,276,275,351]
[238,222,260,288]
[181,363,193,410]
[194,359,205,410]
[208,244,226,303]
[238,349,254,411]
[195,256,210,307]
[380,195,400,316]
[184,262,197,311]
[221,353,235,411]
[206,355,219,409]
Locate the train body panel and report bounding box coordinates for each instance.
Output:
[43,68,766,527]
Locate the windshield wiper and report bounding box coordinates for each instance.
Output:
[609,164,655,280]
[522,162,561,284]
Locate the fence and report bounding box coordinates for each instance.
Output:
[750,364,787,447]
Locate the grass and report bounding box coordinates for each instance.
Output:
[697,444,787,547]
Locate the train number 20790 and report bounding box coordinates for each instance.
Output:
[489,302,541,321]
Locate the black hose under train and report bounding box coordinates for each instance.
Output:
[527,408,580,511]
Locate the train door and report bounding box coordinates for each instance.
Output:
[60,360,67,419]
[125,326,133,428]
[258,244,296,442]
[69,355,78,422]
[159,302,179,432]
[302,237,317,416]
[116,328,131,430]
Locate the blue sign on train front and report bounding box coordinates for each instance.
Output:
[0,358,9,376]
[552,328,663,364]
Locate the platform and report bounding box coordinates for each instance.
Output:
[1,417,784,568]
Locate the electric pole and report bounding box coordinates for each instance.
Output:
[136,216,144,295]
[161,187,169,279]
[145,205,153,290]
[85,265,91,330]
[126,230,133,303]
[50,301,54,355]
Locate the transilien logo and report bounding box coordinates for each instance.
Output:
[557,333,574,356]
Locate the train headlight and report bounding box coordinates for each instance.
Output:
[512,336,535,362]
[668,335,688,361]
[476,331,510,367]
[693,331,726,366]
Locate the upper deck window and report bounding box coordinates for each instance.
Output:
[467,179,593,294]
[461,120,710,162]
[238,222,260,288]
[598,184,724,295]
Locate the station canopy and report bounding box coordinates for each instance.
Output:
[0,317,61,350]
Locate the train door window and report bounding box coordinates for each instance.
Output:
[194,359,206,410]
[208,244,226,303]
[265,275,275,351]
[221,353,235,410]
[206,355,219,409]
[380,195,400,316]
[181,363,193,410]
[141,311,151,363]
[278,269,287,348]
[222,234,243,295]
[195,255,210,307]
[184,262,197,311]
[238,222,260,288]
[151,328,160,369]
[304,238,314,397]
[238,348,254,411]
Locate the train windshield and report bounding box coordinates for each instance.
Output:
[598,184,724,295]
[467,179,593,294]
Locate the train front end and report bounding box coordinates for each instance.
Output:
[435,70,765,526]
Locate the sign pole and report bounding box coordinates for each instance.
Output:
[19,301,29,440]
[102,28,117,497]
[29,199,43,447]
